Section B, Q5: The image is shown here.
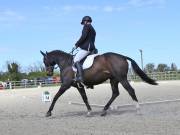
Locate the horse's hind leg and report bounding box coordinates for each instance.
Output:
[101,79,119,116]
[120,78,140,112]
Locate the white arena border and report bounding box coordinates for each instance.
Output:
[69,98,180,110]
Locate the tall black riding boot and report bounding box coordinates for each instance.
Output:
[74,62,83,82]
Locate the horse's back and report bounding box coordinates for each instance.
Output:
[94,52,127,65]
[94,52,129,74]
[102,52,127,59]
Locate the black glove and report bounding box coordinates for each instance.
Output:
[71,46,76,54]
[72,46,77,51]
[75,43,78,48]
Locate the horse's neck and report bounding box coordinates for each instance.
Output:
[56,54,73,70]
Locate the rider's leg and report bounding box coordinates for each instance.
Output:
[74,62,83,82]
[73,48,89,82]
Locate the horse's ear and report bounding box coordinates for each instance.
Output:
[46,51,48,55]
[40,50,46,57]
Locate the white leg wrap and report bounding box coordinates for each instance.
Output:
[133,101,140,109]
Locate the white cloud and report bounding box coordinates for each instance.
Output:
[103,6,127,12]
[128,0,166,7]
[0,9,25,22]
[43,6,51,10]
[0,47,10,53]
[102,0,166,12]
[61,5,98,12]
[103,6,114,12]
[43,1,166,14]
[43,6,58,11]
[60,5,127,13]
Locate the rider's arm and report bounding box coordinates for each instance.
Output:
[75,25,89,48]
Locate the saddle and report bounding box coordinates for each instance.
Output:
[72,49,99,72]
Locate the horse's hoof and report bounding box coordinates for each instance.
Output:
[136,108,142,115]
[101,110,107,116]
[86,111,92,117]
[46,112,52,117]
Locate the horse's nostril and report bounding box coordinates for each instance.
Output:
[47,71,53,76]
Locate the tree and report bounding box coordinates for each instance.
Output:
[6,61,22,81]
[27,71,47,80]
[157,64,169,72]
[26,61,48,80]
[27,61,45,72]
[171,63,177,71]
[145,63,155,73]
[8,62,19,73]
[0,72,9,81]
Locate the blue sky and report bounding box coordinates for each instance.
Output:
[0,0,180,72]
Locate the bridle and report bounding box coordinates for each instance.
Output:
[45,56,58,71]
[47,65,58,70]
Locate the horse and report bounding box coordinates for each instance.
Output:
[40,50,158,117]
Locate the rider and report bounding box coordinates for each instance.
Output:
[73,16,97,82]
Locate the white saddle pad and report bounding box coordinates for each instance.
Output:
[72,54,99,72]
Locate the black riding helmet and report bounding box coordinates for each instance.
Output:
[81,16,92,24]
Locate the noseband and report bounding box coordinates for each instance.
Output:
[47,65,58,71]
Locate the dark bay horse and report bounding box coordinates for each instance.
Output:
[40,50,157,117]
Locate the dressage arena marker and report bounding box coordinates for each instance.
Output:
[42,91,51,102]
[68,98,180,110]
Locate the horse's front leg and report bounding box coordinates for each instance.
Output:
[77,86,92,116]
[46,84,70,117]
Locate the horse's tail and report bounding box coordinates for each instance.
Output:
[125,56,158,85]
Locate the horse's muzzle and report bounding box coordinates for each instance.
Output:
[47,71,53,76]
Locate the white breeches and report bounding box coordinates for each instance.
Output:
[73,48,90,63]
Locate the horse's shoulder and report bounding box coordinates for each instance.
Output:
[61,66,74,77]
[64,66,73,71]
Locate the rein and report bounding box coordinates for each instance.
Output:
[67,47,77,65]
[47,65,58,70]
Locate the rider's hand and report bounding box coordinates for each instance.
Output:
[72,46,77,50]
[71,47,77,53]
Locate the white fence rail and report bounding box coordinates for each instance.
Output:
[129,71,180,81]
[0,79,61,90]
[0,72,180,90]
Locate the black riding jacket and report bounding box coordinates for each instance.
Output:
[75,24,96,51]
